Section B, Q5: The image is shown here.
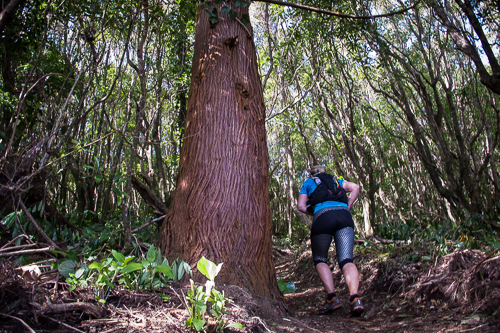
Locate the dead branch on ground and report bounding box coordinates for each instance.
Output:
[30,301,102,318]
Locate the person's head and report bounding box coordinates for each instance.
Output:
[308,165,325,177]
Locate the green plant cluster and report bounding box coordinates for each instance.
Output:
[376,213,500,254]
[58,245,192,303]
[201,0,251,25]
[184,256,242,332]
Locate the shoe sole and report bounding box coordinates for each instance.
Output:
[318,304,342,314]
[347,306,364,317]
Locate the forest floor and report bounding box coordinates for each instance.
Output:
[1,240,500,333]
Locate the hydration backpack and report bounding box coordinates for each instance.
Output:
[307,173,349,211]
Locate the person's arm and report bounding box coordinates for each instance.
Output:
[298,194,314,216]
[342,181,360,210]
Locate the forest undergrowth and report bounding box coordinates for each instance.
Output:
[1,220,500,333]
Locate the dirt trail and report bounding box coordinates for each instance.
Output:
[271,244,500,332]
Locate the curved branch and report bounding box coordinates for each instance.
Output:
[0,0,26,35]
[253,0,420,20]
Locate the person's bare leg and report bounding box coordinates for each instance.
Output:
[342,263,359,296]
[316,262,342,313]
[343,262,364,316]
[315,263,335,294]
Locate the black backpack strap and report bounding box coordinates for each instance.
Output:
[308,173,349,205]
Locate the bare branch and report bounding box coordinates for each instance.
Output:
[253,0,420,20]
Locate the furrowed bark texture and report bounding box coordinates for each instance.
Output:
[160,2,280,298]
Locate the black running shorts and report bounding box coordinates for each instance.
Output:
[310,207,355,269]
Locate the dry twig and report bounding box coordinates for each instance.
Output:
[0,234,33,249]
[41,314,86,333]
[17,198,60,250]
[0,242,37,253]
[0,312,36,333]
[0,246,53,257]
[472,247,500,271]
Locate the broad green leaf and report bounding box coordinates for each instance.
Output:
[1,211,17,228]
[121,262,143,273]
[58,260,77,278]
[221,5,230,14]
[147,245,156,262]
[140,270,150,285]
[195,300,207,314]
[277,277,295,294]
[89,262,102,271]
[177,263,185,281]
[197,256,223,281]
[75,267,85,279]
[95,175,103,183]
[183,262,193,278]
[113,172,122,182]
[124,256,135,264]
[155,248,162,264]
[226,322,243,329]
[113,187,122,197]
[155,264,174,278]
[102,257,113,266]
[112,250,125,263]
[193,318,205,331]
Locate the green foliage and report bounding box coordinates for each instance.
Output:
[0,210,38,250]
[277,277,296,294]
[201,0,251,25]
[172,257,194,283]
[184,256,241,332]
[272,236,297,248]
[197,256,223,282]
[61,245,192,301]
[375,214,499,256]
[1,211,19,230]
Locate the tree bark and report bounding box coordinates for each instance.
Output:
[160,1,280,299]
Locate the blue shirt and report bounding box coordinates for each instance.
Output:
[299,177,347,214]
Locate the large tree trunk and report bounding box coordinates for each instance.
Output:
[160,1,280,298]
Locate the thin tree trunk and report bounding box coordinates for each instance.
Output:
[122,0,150,248]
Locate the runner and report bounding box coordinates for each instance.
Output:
[297,165,364,317]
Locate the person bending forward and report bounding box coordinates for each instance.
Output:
[297,165,364,317]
